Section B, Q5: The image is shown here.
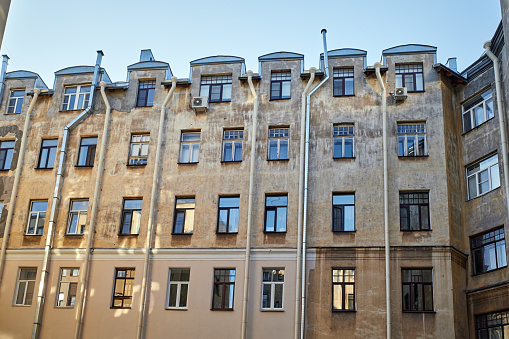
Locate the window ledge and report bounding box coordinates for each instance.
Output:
[467,186,501,202]
[209,100,231,103]
[331,309,357,313]
[59,109,85,113]
[333,94,356,98]
[400,229,432,232]
[65,233,85,236]
[24,234,43,236]
[333,230,356,233]
[221,160,242,164]
[216,232,238,235]
[260,309,284,312]
[35,167,54,170]
[110,307,132,309]
[269,98,291,101]
[171,232,193,236]
[177,162,199,165]
[333,157,355,160]
[12,304,32,307]
[471,265,507,277]
[462,117,494,136]
[55,306,75,309]
[133,105,154,108]
[398,155,429,159]
[75,165,95,168]
[211,308,234,311]
[263,231,287,234]
[267,158,289,162]
[0,169,10,172]
[126,164,147,167]
[166,307,188,311]
[4,113,21,115]
[406,90,425,94]
[118,234,139,236]
[402,310,435,314]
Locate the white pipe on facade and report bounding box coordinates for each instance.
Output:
[301,29,329,339]
[484,41,509,217]
[374,62,391,339]
[73,80,112,339]
[240,70,258,339]
[294,67,315,339]
[32,51,103,339]
[0,88,40,284]
[137,76,178,339]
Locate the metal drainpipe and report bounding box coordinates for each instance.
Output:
[301,29,329,339]
[137,76,178,339]
[240,70,258,339]
[32,50,103,339]
[73,80,112,339]
[484,42,509,217]
[374,62,391,339]
[0,88,40,284]
[0,55,9,109]
[294,67,315,339]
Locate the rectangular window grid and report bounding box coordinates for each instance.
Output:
[402,269,433,312]
[400,192,430,231]
[212,269,235,310]
[395,64,424,92]
[120,199,142,235]
[37,139,58,169]
[270,71,291,100]
[7,90,24,114]
[128,134,150,166]
[56,268,79,307]
[167,268,190,309]
[332,194,355,232]
[62,85,91,111]
[264,195,287,232]
[398,124,427,156]
[268,128,289,160]
[136,80,156,107]
[217,196,240,233]
[463,89,494,133]
[333,68,354,96]
[332,269,355,311]
[476,310,509,339]
[14,267,37,306]
[261,268,284,310]
[112,268,135,309]
[67,200,88,235]
[173,198,195,234]
[0,140,14,170]
[179,132,200,163]
[26,201,47,235]
[467,154,501,200]
[77,137,97,167]
[471,227,507,275]
[200,75,232,102]
[333,125,354,158]
[222,130,243,162]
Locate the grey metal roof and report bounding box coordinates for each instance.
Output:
[190,55,245,66]
[433,63,467,84]
[320,48,367,59]
[6,70,49,89]
[127,60,170,72]
[258,52,304,61]
[55,66,96,76]
[382,44,437,55]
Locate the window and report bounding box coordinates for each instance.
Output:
[200,75,232,102]
[0,202,3,218]
[264,195,287,233]
[26,201,47,235]
[7,90,24,114]
[128,134,150,166]
[268,128,289,160]
[119,199,142,235]
[332,194,355,232]
[270,71,291,100]
[332,269,355,311]
[476,310,509,339]
[222,130,243,162]
[400,192,430,231]
[217,197,239,233]
[467,154,501,200]
[212,269,235,310]
[402,269,433,312]
[62,85,91,111]
[463,89,494,133]
[333,68,354,96]
[14,268,36,306]
[112,268,135,309]
[77,137,97,167]
[136,80,156,107]
[397,123,427,157]
[173,198,195,234]
[471,227,507,275]
[0,140,14,170]
[179,132,200,163]
[261,268,284,310]
[167,268,190,309]
[66,200,89,235]
[333,125,354,158]
[56,268,79,307]
[37,139,58,169]
[395,64,424,92]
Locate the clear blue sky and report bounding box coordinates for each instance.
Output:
[0,0,502,86]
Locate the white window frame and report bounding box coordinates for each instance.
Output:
[66,200,89,235]
[166,268,190,310]
[179,132,200,163]
[397,123,427,157]
[222,130,243,162]
[268,128,289,160]
[333,124,354,158]
[462,89,494,133]
[7,89,24,114]
[55,268,80,307]
[62,85,91,111]
[13,267,37,306]
[25,201,47,235]
[128,134,150,166]
[261,268,284,311]
[467,154,501,200]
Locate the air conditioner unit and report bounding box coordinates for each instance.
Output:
[192,96,208,113]
[394,87,408,101]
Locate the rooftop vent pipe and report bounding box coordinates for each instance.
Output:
[0,54,9,109]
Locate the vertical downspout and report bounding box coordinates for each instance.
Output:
[484,42,509,217]
[32,51,103,339]
[0,88,40,284]
[137,76,178,339]
[374,62,391,339]
[240,70,258,339]
[0,55,9,109]
[301,29,329,339]
[73,80,112,339]
[294,67,315,339]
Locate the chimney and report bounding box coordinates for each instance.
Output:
[446,57,457,72]
[140,49,155,62]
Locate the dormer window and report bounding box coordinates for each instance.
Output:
[7,90,24,114]
[200,75,232,102]
[395,64,424,92]
[270,71,291,100]
[62,85,91,111]
[136,80,156,107]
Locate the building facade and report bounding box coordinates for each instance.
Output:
[0,18,507,339]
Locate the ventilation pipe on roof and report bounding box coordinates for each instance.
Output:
[374,61,391,339]
[294,66,315,339]
[73,79,112,339]
[0,55,8,109]
[32,50,103,339]
[240,70,258,339]
[300,29,330,339]
[484,42,509,218]
[137,76,178,339]
[0,88,40,284]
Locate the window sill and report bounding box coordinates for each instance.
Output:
[55,306,75,309]
[59,109,86,113]
[462,117,494,136]
[333,230,356,233]
[333,94,355,98]
[110,307,132,309]
[400,229,432,232]
[4,112,21,115]
[134,105,154,108]
[333,157,355,160]
[406,90,425,94]
[127,163,147,167]
[75,165,95,168]
[209,100,231,104]
[35,167,54,170]
[332,309,356,313]
[172,232,193,235]
[221,160,242,164]
[166,307,188,311]
[267,158,289,162]
[398,155,429,159]
[467,186,501,201]
[177,162,199,165]
[260,308,284,312]
[263,231,287,234]
[471,265,507,277]
[12,304,32,307]
[216,232,238,235]
[65,233,85,236]
[269,98,291,101]
[402,310,435,314]
[211,308,234,311]
[24,233,43,236]
[118,233,139,236]
[0,169,10,172]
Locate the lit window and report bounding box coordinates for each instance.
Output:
[395,64,424,92]
[66,200,88,235]
[112,268,135,309]
[26,201,47,235]
[173,198,195,234]
[400,192,430,231]
[463,89,494,133]
[0,140,14,170]
[332,194,355,232]
[476,310,509,338]
[37,139,58,169]
[467,154,500,200]
[128,134,150,166]
[167,268,190,309]
[333,68,354,96]
[217,196,239,233]
[62,85,91,111]
[397,123,427,157]
[332,269,355,311]
[120,199,142,235]
[471,227,507,275]
[7,90,24,114]
[136,80,156,107]
[14,267,37,306]
[222,130,243,162]
[264,195,287,233]
[268,128,289,160]
[179,132,200,163]
[56,268,79,307]
[402,269,433,312]
[77,137,97,167]
[200,75,232,102]
[333,125,354,158]
[261,268,284,310]
[212,269,235,310]
[270,71,291,100]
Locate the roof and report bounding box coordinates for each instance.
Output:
[127,60,170,71]
[433,63,467,84]
[382,44,437,56]
[190,55,245,66]
[6,70,49,89]
[55,66,97,76]
[320,48,367,59]
[258,52,304,61]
